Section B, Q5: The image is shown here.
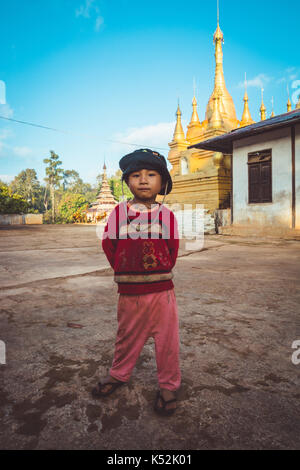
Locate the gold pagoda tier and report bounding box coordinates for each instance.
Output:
[86,163,117,222]
[205,23,239,132]
[161,21,238,212]
[240,90,255,127]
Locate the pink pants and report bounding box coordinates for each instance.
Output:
[109,288,181,391]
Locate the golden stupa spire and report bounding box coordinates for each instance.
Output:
[190,95,200,123]
[189,79,201,125]
[270,97,275,118]
[172,102,186,143]
[205,0,238,131]
[186,79,203,142]
[240,73,255,127]
[190,79,201,124]
[260,88,266,121]
[286,85,292,112]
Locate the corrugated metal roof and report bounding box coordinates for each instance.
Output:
[189,109,300,153]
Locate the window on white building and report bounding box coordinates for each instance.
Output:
[248,149,272,204]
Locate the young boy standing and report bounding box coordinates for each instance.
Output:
[92,149,180,416]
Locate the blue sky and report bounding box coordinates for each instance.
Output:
[0,0,300,186]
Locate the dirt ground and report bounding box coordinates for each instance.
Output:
[0,224,299,450]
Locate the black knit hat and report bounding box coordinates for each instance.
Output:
[119,148,173,195]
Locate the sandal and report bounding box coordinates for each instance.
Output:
[154,390,177,416]
[91,378,126,398]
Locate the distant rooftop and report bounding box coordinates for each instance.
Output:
[188,109,300,153]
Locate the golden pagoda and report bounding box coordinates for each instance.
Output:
[85,161,117,223]
[162,17,240,211]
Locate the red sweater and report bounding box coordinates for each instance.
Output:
[102,201,179,295]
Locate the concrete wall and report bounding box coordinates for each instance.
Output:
[232,126,299,228]
[24,214,43,224]
[0,214,43,225]
[214,208,231,229]
[0,214,23,225]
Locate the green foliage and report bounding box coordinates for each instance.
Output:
[57,192,89,223]
[61,169,93,194]
[109,177,133,202]
[43,151,64,188]
[83,188,98,204]
[0,183,29,214]
[9,168,45,213]
[43,150,64,222]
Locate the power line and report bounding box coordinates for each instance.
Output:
[0,114,169,152]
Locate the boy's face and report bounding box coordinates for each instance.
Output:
[127,169,162,201]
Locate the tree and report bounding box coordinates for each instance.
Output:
[57,192,89,223]
[109,173,133,201]
[10,169,44,213]
[43,151,64,223]
[0,183,29,214]
[62,169,80,191]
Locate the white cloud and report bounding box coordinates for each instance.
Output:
[0,103,14,118]
[13,146,32,157]
[75,0,104,31]
[107,121,184,172]
[238,73,272,89]
[276,67,299,86]
[75,0,94,18]
[111,122,177,153]
[95,15,104,31]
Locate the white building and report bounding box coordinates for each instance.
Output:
[190,109,300,236]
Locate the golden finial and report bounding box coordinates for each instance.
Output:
[172,103,186,143]
[186,79,202,141]
[213,0,222,42]
[204,1,238,129]
[287,85,292,112]
[270,97,275,118]
[214,0,223,43]
[214,23,224,44]
[260,88,266,121]
[240,73,254,127]
[190,94,200,124]
[191,78,200,122]
[103,157,106,171]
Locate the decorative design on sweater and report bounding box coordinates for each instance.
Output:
[142,241,158,270]
[102,202,179,295]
